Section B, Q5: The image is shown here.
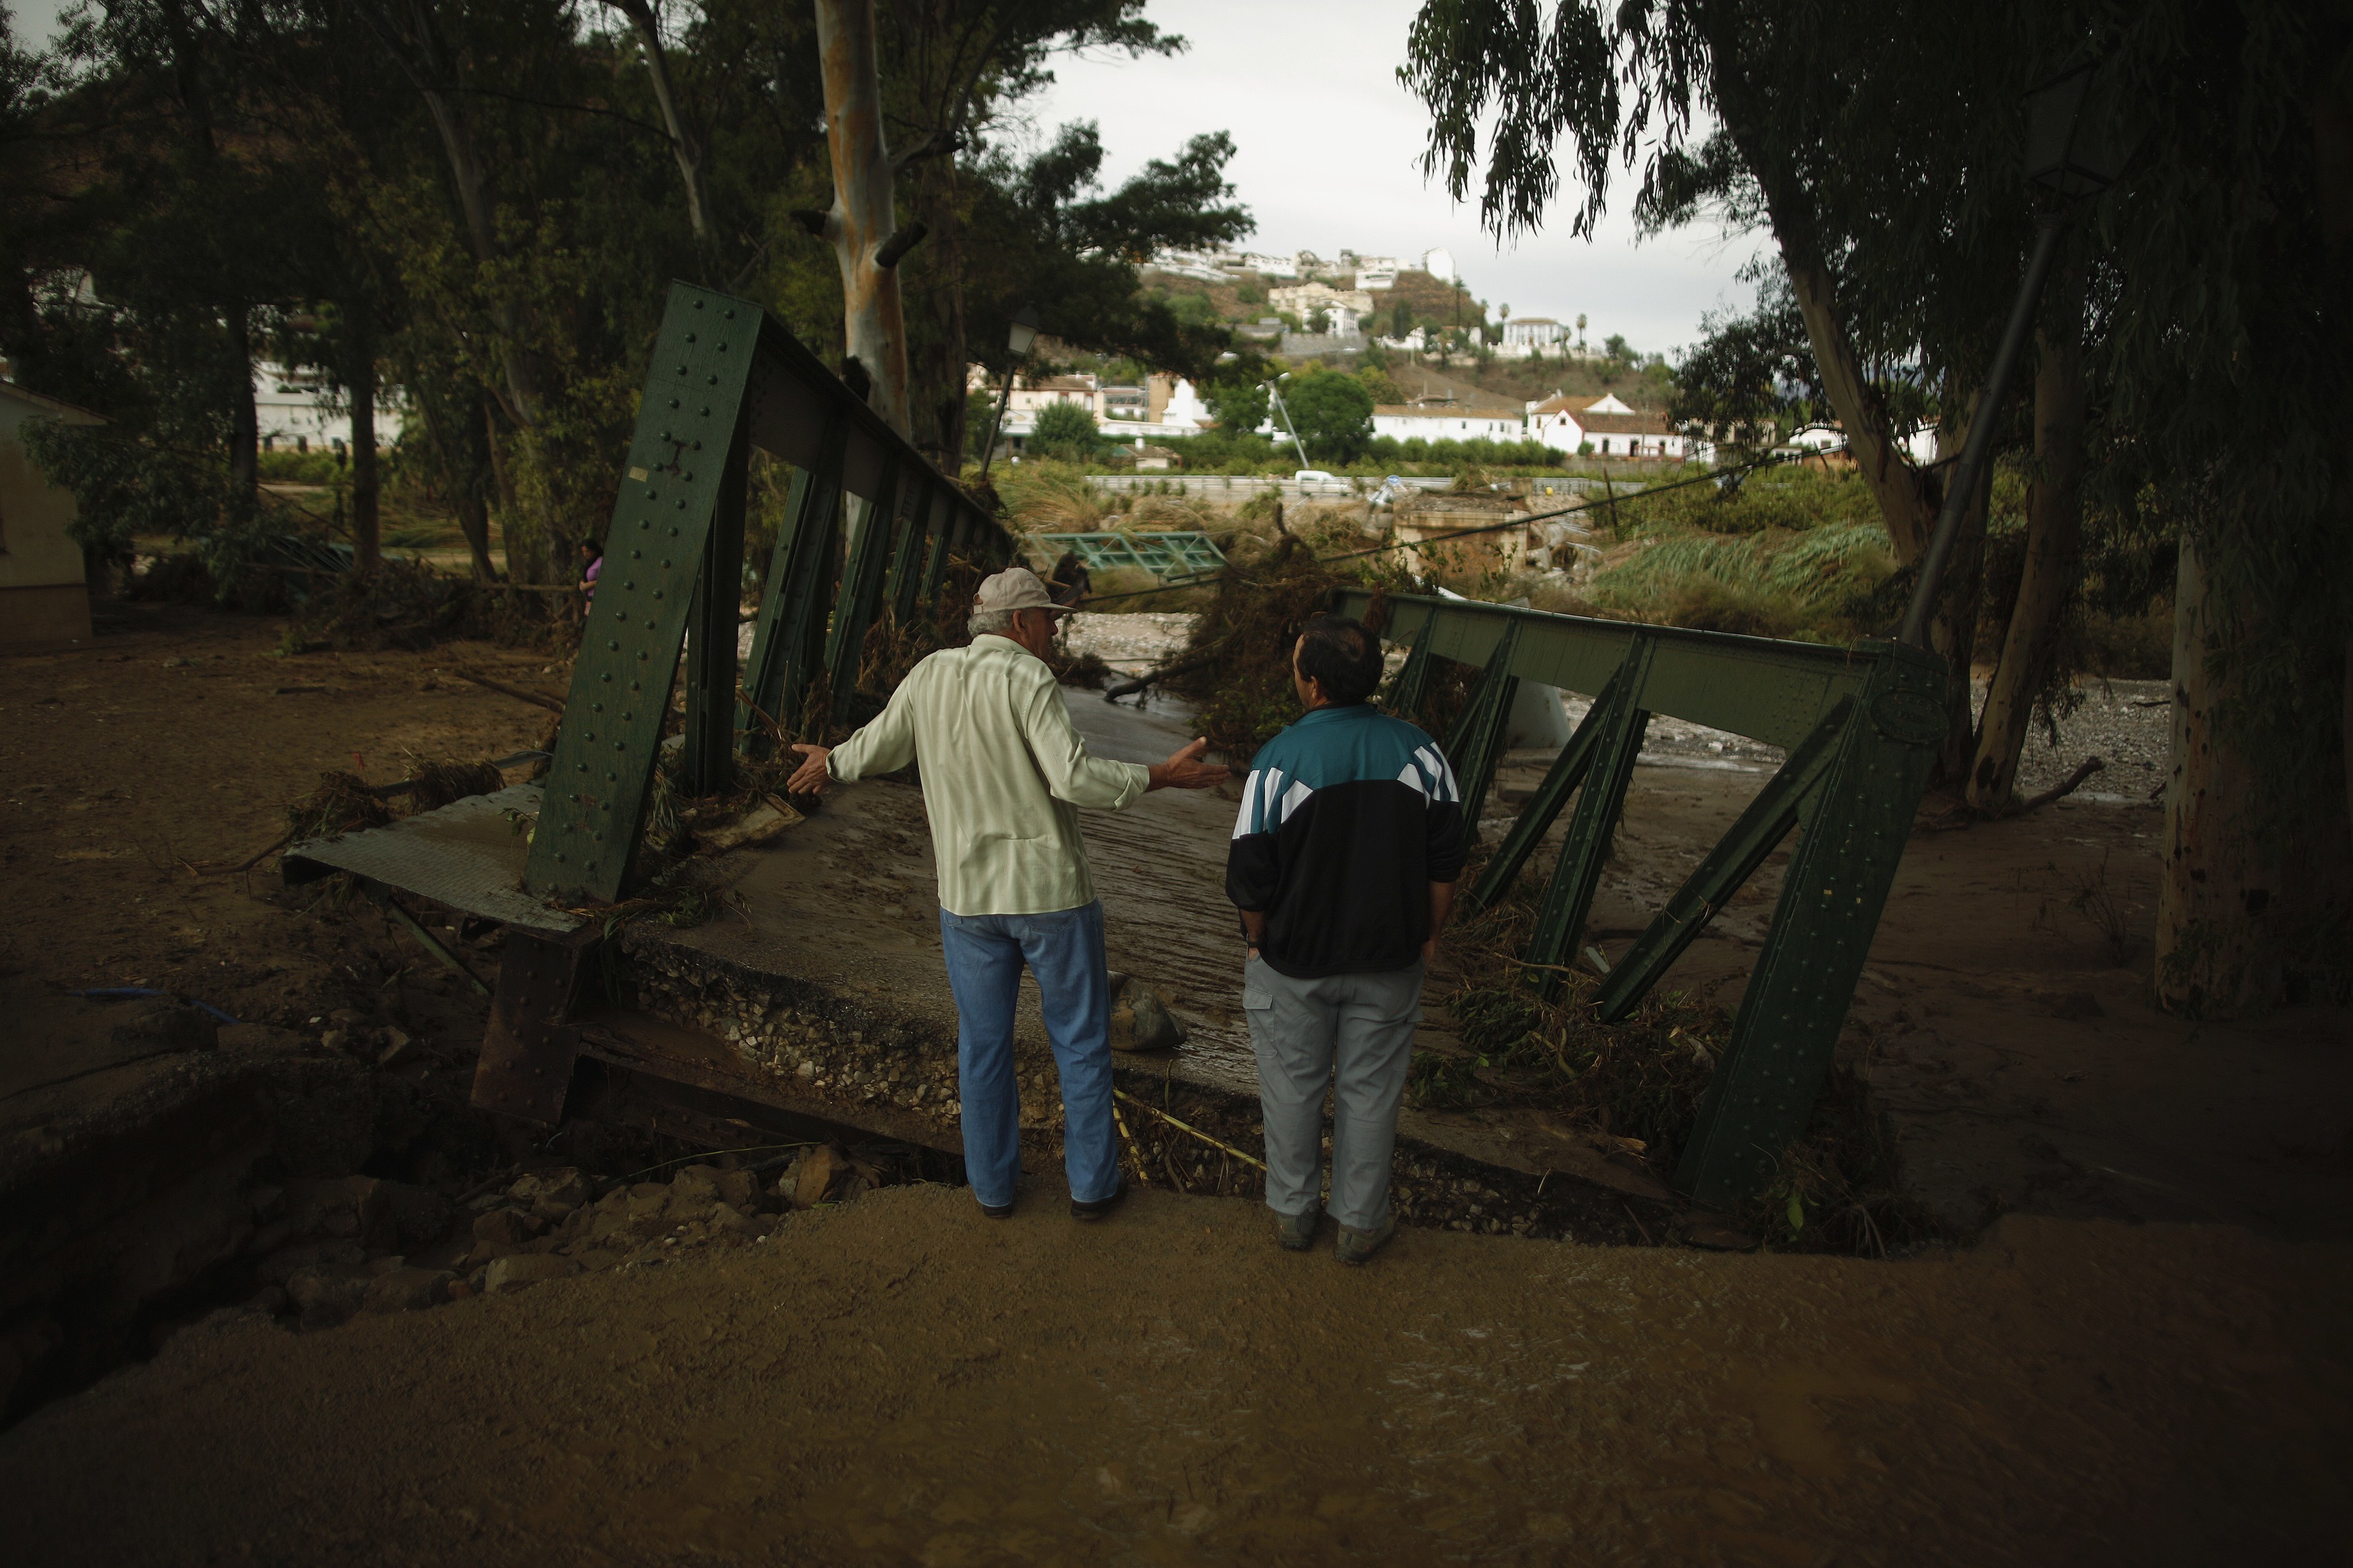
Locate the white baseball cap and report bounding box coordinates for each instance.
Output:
[973,566,1076,616]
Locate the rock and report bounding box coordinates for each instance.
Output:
[319,1030,346,1053]
[510,1167,594,1210]
[1107,973,1187,1052]
[709,1202,754,1239]
[362,1267,458,1313]
[282,1177,385,1243]
[670,1165,722,1210]
[712,1168,756,1208]
[483,1254,580,1294]
[377,1030,422,1068]
[794,1145,850,1209]
[285,1266,371,1319]
[472,1207,542,1248]
[571,1248,625,1273]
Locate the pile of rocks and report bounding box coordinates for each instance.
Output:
[247,1154,867,1331]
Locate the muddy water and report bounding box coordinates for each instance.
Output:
[4,1186,2344,1564]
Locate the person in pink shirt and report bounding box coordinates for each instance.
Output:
[577,538,602,611]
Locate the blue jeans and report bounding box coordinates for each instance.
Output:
[938,899,1117,1209]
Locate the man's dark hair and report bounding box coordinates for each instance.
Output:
[1295,613,1383,705]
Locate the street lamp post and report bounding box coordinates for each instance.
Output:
[1265,373,1311,471]
[976,304,1039,482]
[1897,62,2124,650]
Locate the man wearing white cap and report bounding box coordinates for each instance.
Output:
[788,567,1228,1220]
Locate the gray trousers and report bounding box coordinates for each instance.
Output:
[1242,956,1425,1231]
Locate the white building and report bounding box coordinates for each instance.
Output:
[1371,401,1525,445]
[1502,317,1566,349]
[1527,393,1691,458]
[1342,252,1404,290]
[1148,249,1228,283]
[253,362,405,453]
[1269,281,1375,321]
[1421,247,1457,282]
[1224,251,1300,280]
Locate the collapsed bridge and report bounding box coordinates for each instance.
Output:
[285,281,1946,1219]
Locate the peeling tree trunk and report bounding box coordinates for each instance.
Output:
[2155,536,2280,1016]
[484,396,522,579]
[608,0,711,247]
[814,0,912,436]
[348,333,380,573]
[1782,257,1941,561]
[1968,284,2087,811]
[908,153,968,470]
[225,308,258,515]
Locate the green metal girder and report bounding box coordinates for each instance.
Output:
[1462,666,1622,914]
[1441,621,1521,839]
[1675,645,1946,1208]
[1035,530,1228,577]
[527,281,1014,905]
[527,286,762,903]
[1525,638,1654,1001]
[1334,588,1950,1208]
[1341,589,1873,751]
[736,464,815,753]
[1384,621,1435,727]
[920,508,958,600]
[1591,697,1854,1022]
[680,407,751,796]
[826,467,904,724]
[886,480,938,626]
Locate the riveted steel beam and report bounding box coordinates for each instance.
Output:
[1592,696,1854,1021]
[681,404,752,796]
[1525,636,1654,1001]
[528,287,762,903]
[1676,644,1946,1208]
[1441,620,1521,840]
[826,462,906,724]
[1463,665,1624,914]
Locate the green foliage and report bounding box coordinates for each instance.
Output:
[1200,374,1270,436]
[1027,400,1104,464]
[1279,371,1374,462]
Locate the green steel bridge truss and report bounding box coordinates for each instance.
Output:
[1333,588,1949,1210]
[528,282,1016,909]
[1034,530,1229,579]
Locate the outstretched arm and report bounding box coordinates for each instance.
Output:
[1148,737,1230,792]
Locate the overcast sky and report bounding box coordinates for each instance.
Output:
[1022,0,1764,358]
[7,0,1761,357]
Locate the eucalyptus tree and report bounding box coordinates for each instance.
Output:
[1401,0,2352,1013]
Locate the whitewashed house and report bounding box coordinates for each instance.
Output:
[1269,281,1374,321]
[1502,317,1566,349]
[1371,401,1527,445]
[1527,391,1691,458]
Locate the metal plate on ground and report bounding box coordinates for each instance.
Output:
[282,784,582,934]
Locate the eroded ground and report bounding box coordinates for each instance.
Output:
[2,1190,2347,1565]
[2,605,2350,1562]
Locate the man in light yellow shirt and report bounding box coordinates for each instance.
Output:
[789,567,1226,1220]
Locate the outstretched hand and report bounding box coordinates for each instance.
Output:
[1147,737,1230,792]
[786,743,832,796]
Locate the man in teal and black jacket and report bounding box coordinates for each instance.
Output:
[1228,612,1466,1264]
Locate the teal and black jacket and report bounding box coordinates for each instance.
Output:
[1226,703,1468,978]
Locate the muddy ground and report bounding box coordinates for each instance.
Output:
[1,604,2350,1562]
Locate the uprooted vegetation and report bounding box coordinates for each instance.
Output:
[1421,863,1929,1257]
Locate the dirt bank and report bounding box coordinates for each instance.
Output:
[2,1186,2346,1565]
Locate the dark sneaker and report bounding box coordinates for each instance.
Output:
[1334,1215,1397,1266]
[1275,1208,1319,1251]
[1070,1178,1127,1222]
[978,1199,1014,1219]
